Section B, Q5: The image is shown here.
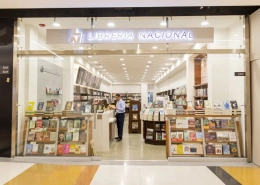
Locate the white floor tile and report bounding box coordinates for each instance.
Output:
[91,176,141,185]
[94,165,140,177]
[0,162,34,184]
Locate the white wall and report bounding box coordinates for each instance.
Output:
[112,84,141,93]
[250,9,260,166]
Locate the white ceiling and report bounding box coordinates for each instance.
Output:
[20,16,242,83]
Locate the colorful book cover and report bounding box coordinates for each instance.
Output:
[205,132,210,142]
[177,132,183,142]
[42,131,50,141]
[209,132,217,142]
[222,131,229,141]
[69,144,76,153]
[215,144,223,154]
[177,144,183,154]
[182,119,188,128]
[171,144,178,155]
[73,132,79,141]
[29,120,36,129]
[204,100,212,109]
[190,144,197,154]
[223,100,231,110]
[209,120,216,129]
[65,101,73,110]
[58,132,65,142]
[189,131,196,141]
[46,101,54,111]
[215,119,222,129]
[171,132,178,142]
[170,119,176,131]
[230,100,238,109]
[28,132,35,141]
[67,120,74,129]
[161,124,166,131]
[42,119,50,129]
[79,131,87,142]
[228,120,235,129]
[37,102,44,110]
[206,144,214,154]
[183,144,190,154]
[156,132,162,140]
[176,119,183,128]
[80,145,87,154]
[230,144,238,155]
[36,119,43,128]
[80,120,88,130]
[203,119,209,129]
[146,128,153,140]
[223,144,231,154]
[217,132,223,142]
[50,132,56,141]
[60,119,68,129]
[49,119,57,128]
[75,145,81,154]
[155,124,161,131]
[26,144,33,154]
[49,144,56,154]
[35,132,43,141]
[196,132,203,141]
[188,119,195,128]
[43,144,51,154]
[74,120,81,128]
[57,144,64,155]
[26,102,35,111]
[195,118,201,128]
[221,119,228,129]
[184,130,190,141]
[162,132,166,140]
[197,144,203,154]
[229,132,237,142]
[63,144,70,154]
[65,132,73,141]
[32,144,38,154]
[38,144,44,154]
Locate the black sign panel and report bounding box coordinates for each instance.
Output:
[0,66,9,74]
[234,72,246,76]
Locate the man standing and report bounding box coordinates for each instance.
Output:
[109,94,125,141]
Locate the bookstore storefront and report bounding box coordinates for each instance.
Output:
[14,16,248,160]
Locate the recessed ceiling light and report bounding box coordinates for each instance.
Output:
[125,71,127,73]
[99,66,103,68]
[148,61,152,63]
[94,61,98,63]
[159,71,163,72]
[103,70,106,71]
[160,21,167,26]
[88,56,92,58]
[162,68,167,69]
[201,21,209,26]
[123,68,126,70]
[234,34,238,37]
[107,22,115,27]
[122,64,125,66]
[165,63,172,66]
[150,55,154,57]
[153,46,158,49]
[146,65,150,68]
[145,69,148,71]
[53,22,60,27]
[120,58,124,61]
[170,58,174,61]
[79,47,84,50]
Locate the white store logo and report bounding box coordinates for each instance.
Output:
[70,29,83,43]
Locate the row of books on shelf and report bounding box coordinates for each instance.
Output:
[74,95,89,101]
[206,143,238,155]
[205,131,237,142]
[170,118,235,129]
[26,143,87,155]
[75,67,102,89]
[146,128,166,140]
[174,85,187,96]
[194,88,207,97]
[171,144,203,155]
[46,87,62,95]
[171,131,203,142]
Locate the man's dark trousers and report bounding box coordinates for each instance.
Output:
[116,113,125,139]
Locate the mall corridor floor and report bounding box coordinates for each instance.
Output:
[0,160,259,185]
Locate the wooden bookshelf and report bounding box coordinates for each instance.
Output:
[128,100,141,134]
[143,120,166,145]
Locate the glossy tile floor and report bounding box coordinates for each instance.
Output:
[1,161,260,185]
[100,114,166,160]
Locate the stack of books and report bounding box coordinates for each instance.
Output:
[54,103,63,115]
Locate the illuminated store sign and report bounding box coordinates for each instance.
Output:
[46,28,214,44]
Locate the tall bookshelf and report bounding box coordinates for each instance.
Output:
[128,100,141,134]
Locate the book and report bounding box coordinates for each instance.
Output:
[213,100,221,109]
[65,101,73,110]
[65,132,73,141]
[177,132,184,142]
[196,132,203,141]
[209,120,216,129]
[74,119,81,128]
[217,132,224,142]
[57,144,64,155]
[26,102,35,111]
[26,144,33,154]
[75,145,81,154]
[69,144,76,153]
[223,144,231,154]
[195,118,201,128]
[132,122,138,129]
[206,144,214,154]
[84,105,92,113]
[184,130,190,141]
[203,119,209,129]
[80,120,88,130]
[223,100,231,110]
[80,145,87,154]
[170,119,176,131]
[183,144,190,154]
[35,132,43,141]
[188,119,195,128]
[156,132,162,140]
[79,131,87,141]
[204,100,212,108]
[37,102,44,110]
[28,132,35,141]
[215,144,223,154]
[132,104,138,111]
[43,131,50,141]
[146,128,153,140]
[42,119,50,129]
[161,124,166,131]
[49,144,56,154]
[190,144,197,154]
[197,144,203,154]
[195,100,203,110]
[230,143,238,155]
[229,132,237,141]
[58,132,65,142]
[215,119,222,129]
[205,132,210,142]
[38,144,44,154]
[189,131,196,141]
[228,120,235,129]
[171,132,178,142]
[73,132,79,141]
[36,119,43,128]
[221,119,228,129]
[182,119,188,128]
[176,119,183,128]
[60,119,68,129]
[46,101,54,111]
[133,114,138,120]
[63,144,70,154]
[230,100,238,109]
[162,132,166,140]
[155,124,161,131]
[49,119,57,128]
[171,144,178,155]
[29,120,36,129]
[32,144,38,154]
[67,120,74,129]
[177,144,183,154]
[209,132,217,142]
[50,132,56,141]
[222,131,229,141]
[43,144,51,154]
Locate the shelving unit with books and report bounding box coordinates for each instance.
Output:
[129,100,141,134]
[23,115,92,157]
[143,120,166,145]
[165,115,241,158]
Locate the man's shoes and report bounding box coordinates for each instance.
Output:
[117,138,122,141]
[115,137,119,139]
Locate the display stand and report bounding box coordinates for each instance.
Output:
[143,120,166,145]
[23,115,92,157]
[128,100,141,134]
[165,114,241,159]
